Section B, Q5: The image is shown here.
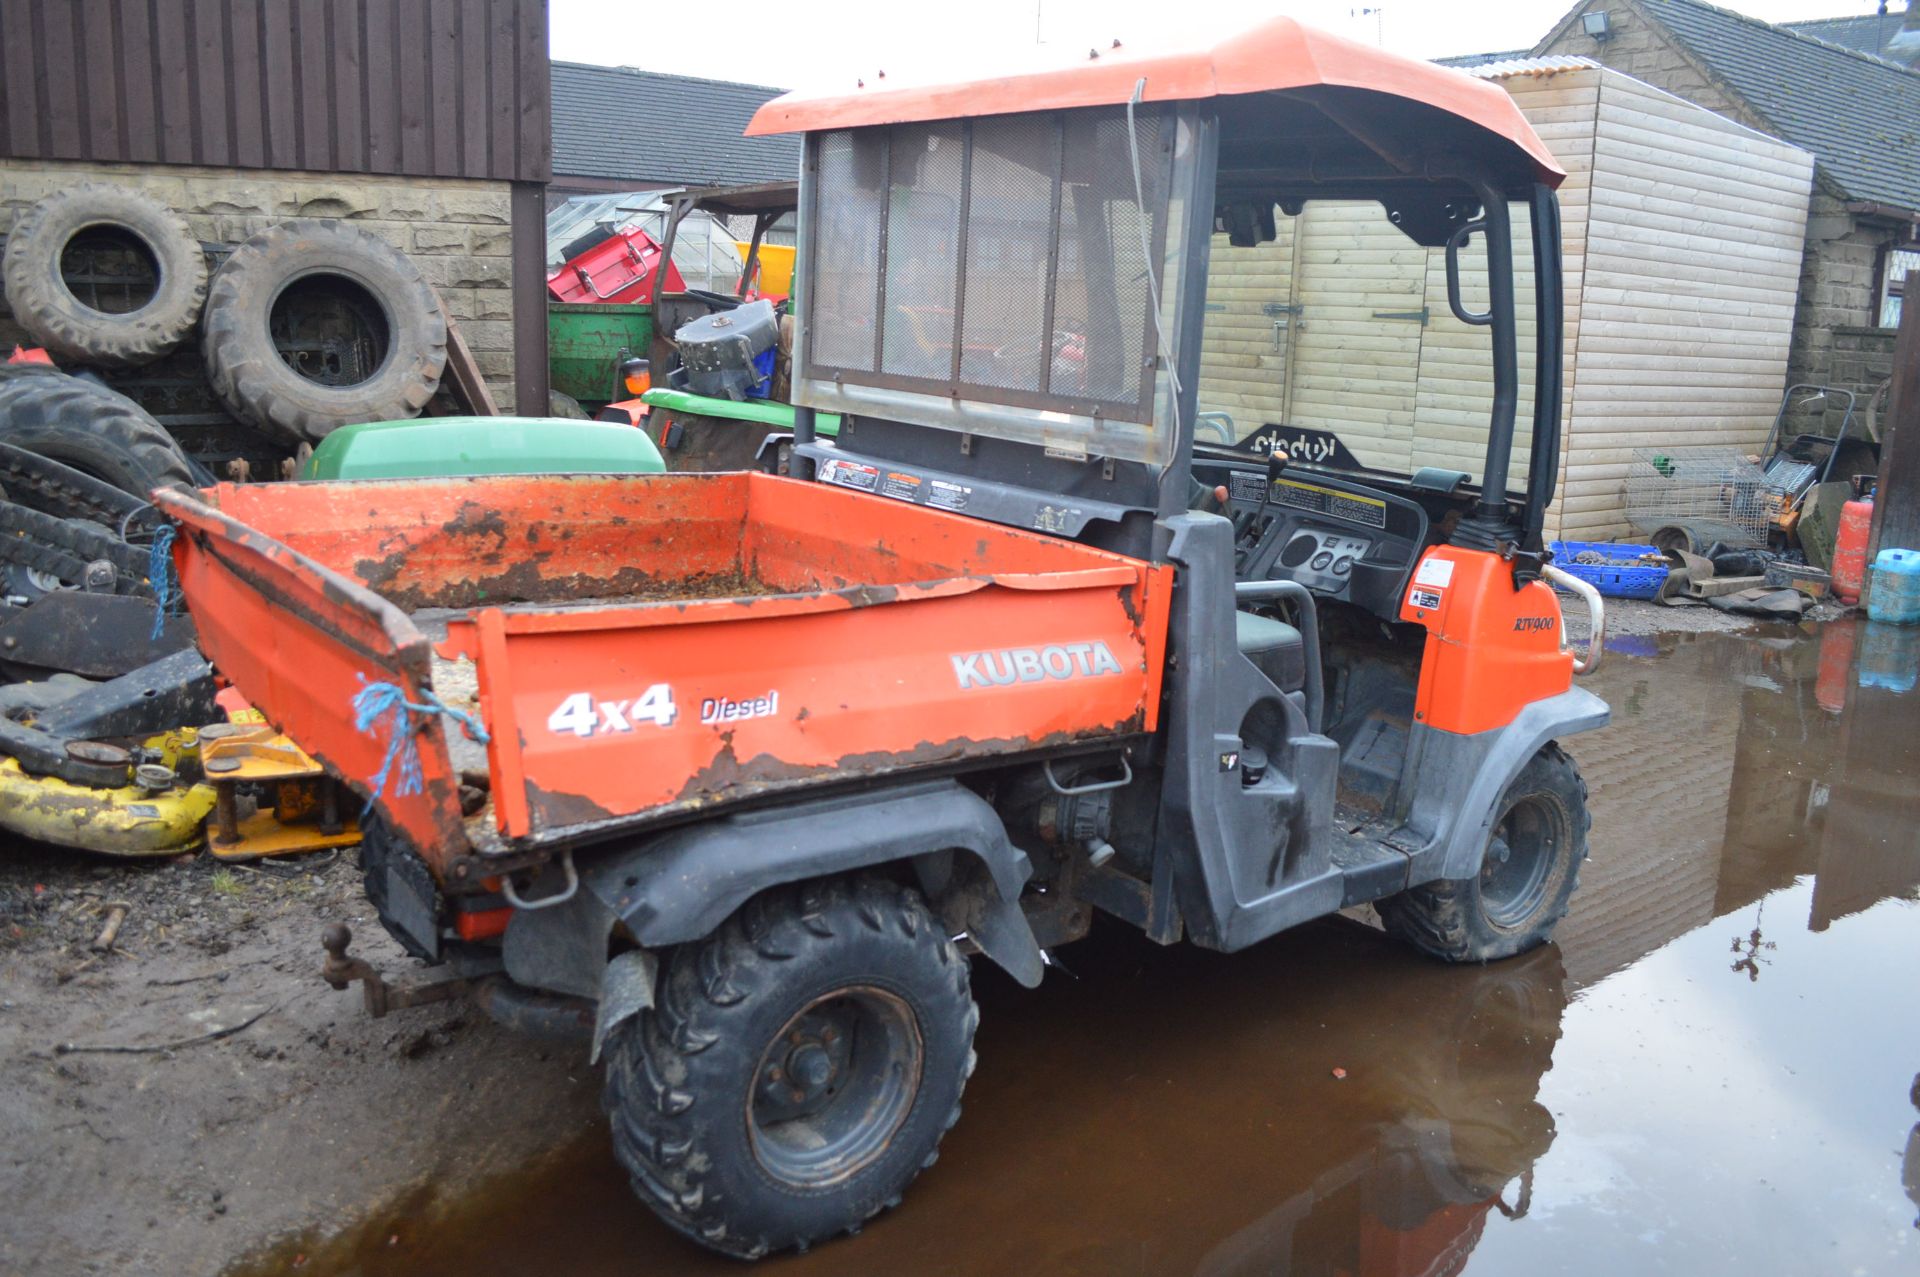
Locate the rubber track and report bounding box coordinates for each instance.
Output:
[601,877,977,1260]
[0,442,153,529]
[0,503,151,595]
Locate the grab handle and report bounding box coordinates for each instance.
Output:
[1542,564,1605,676]
[1445,220,1492,327]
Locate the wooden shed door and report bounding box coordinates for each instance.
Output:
[1195,216,1300,445]
[1284,203,1429,473]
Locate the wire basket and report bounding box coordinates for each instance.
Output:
[1624,446,1785,548]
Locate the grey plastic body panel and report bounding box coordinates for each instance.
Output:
[1398,686,1610,882]
[578,780,1043,985]
[1153,512,1344,952]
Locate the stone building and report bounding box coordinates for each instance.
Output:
[0,0,553,463]
[1532,0,1920,429]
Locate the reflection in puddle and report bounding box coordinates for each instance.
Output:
[233,625,1920,1276]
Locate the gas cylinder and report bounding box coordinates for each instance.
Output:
[1832,492,1874,605]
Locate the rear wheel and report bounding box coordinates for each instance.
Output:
[602,876,976,1259]
[1378,743,1589,962]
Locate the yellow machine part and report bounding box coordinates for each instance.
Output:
[0,748,217,856]
[199,723,363,860]
[737,241,796,297]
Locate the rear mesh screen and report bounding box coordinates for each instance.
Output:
[804,107,1171,422]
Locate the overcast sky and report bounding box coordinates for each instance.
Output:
[549,0,1897,89]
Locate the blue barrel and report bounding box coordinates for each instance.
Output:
[1866,547,1920,624]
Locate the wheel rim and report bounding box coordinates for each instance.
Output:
[269,271,395,388]
[747,985,922,1188]
[1479,794,1566,930]
[60,223,160,316]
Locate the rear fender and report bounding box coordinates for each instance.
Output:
[579,779,1042,985]
[1400,686,1609,883]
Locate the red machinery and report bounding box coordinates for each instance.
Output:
[545,225,685,306]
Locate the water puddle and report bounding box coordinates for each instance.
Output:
[237,619,1920,1275]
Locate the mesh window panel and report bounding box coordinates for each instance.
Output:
[957,115,1058,392]
[1054,112,1163,406]
[879,122,964,381]
[810,130,884,372]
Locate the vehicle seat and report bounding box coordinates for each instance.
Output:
[1235,611,1306,692]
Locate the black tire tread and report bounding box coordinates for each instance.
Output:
[0,366,194,497]
[1378,742,1590,963]
[1,184,208,367]
[601,876,976,1260]
[201,220,446,444]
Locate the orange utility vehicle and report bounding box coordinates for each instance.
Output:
[157,17,1607,1260]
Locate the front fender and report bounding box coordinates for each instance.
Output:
[580,780,1043,986]
[1402,686,1610,883]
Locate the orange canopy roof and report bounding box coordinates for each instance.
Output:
[746,16,1564,187]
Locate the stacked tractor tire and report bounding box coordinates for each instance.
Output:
[0,184,458,854]
[0,183,452,601]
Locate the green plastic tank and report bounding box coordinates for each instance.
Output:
[302,416,666,480]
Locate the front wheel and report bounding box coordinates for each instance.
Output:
[1379,743,1589,962]
[602,876,977,1259]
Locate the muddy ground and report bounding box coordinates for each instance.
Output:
[2,603,1913,1276]
[0,848,599,1276]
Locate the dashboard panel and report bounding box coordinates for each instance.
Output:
[1195,459,1431,620]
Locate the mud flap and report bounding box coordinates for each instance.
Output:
[917,850,1045,989]
[502,886,619,1000]
[590,950,658,1065]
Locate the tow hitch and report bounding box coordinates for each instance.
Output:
[319,923,474,1018]
[319,923,594,1041]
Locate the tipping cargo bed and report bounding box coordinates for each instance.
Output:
[155,473,1171,876]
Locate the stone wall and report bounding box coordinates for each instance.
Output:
[0,158,518,450]
[1543,5,1747,122]
[1541,1,1903,434]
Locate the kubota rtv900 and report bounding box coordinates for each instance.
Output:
[161,17,1608,1259]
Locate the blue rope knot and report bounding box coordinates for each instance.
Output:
[148,523,177,641]
[351,676,490,806]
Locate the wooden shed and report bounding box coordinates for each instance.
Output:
[1196,56,1817,541]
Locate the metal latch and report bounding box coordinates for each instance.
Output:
[1371,307,1431,325]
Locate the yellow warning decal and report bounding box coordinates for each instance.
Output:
[1271,479,1388,529]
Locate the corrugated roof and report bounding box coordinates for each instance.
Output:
[1435,48,1536,68]
[1625,0,1920,213]
[1459,54,1600,80]
[550,63,801,187]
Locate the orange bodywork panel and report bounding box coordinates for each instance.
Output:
[746,16,1563,188]
[155,474,1170,874]
[1397,547,1573,737]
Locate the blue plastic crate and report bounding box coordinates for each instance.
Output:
[1547,540,1669,600]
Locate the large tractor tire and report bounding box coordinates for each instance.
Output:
[602,876,977,1259]
[2,184,209,367]
[1377,744,1589,963]
[0,365,194,497]
[203,220,447,444]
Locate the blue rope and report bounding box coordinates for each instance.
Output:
[351,676,490,807]
[147,523,176,640]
